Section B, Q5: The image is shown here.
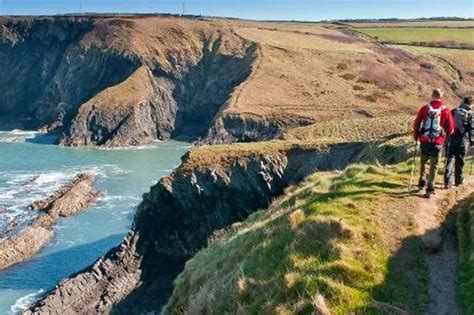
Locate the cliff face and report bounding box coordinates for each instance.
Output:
[0,16,257,147]
[0,17,139,129]
[26,137,411,314]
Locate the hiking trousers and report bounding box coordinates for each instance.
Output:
[419,142,441,192]
[444,138,469,186]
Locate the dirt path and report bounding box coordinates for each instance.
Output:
[414,183,473,315]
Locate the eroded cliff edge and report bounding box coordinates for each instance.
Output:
[2,16,463,148]
[0,16,257,147]
[26,136,410,314]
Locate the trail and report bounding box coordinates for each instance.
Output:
[414,182,473,315]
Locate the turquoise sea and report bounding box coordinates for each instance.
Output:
[0,130,189,314]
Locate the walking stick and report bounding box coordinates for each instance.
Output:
[409,140,419,191]
[470,147,473,184]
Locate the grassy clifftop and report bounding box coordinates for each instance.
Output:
[165,161,428,314]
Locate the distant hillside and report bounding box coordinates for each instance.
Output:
[0,16,468,147]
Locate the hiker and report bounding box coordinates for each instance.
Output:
[444,96,473,188]
[413,89,454,198]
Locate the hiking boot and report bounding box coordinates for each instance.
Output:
[424,190,435,199]
[425,184,435,198]
[418,178,427,190]
[444,182,452,190]
[455,178,464,187]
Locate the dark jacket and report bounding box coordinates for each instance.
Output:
[451,101,473,146]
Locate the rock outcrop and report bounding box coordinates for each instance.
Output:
[0,16,257,147]
[0,173,101,270]
[26,137,411,314]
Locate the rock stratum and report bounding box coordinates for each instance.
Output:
[0,173,101,270]
[0,16,464,147]
[26,137,411,314]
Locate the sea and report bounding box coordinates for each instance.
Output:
[0,129,189,314]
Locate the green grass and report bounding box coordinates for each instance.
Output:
[458,200,474,314]
[355,27,474,47]
[164,161,429,314]
[284,115,412,142]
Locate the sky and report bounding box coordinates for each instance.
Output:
[0,0,473,21]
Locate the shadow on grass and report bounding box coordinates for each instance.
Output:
[366,196,472,314]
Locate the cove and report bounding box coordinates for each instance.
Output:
[0,130,188,314]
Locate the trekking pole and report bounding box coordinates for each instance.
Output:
[470,148,473,184]
[409,140,419,191]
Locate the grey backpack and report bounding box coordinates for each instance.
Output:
[453,106,470,135]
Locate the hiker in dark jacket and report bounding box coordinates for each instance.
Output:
[444,96,473,188]
[413,89,454,198]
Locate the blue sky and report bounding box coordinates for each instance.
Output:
[1,0,473,20]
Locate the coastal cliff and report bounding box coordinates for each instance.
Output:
[26,137,411,314]
[1,16,462,147]
[0,16,257,147]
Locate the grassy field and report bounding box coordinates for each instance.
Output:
[355,27,474,44]
[165,161,430,314]
[213,20,462,127]
[389,45,474,96]
[284,115,412,142]
[355,27,474,47]
[348,21,474,28]
[458,200,474,314]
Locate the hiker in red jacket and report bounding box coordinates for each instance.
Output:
[413,89,454,198]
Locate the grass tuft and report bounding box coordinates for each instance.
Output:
[457,200,474,314]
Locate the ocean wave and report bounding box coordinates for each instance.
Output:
[0,130,42,144]
[10,289,44,314]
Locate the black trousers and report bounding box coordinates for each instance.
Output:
[444,138,470,186]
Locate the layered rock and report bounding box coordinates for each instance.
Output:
[0,173,101,270]
[204,112,315,144]
[0,16,257,147]
[26,137,411,314]
[59,67,177,147]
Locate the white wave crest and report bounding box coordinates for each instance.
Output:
[10,289,44,314]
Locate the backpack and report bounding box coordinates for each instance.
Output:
[453,106,470,136]
[421,104,444,142]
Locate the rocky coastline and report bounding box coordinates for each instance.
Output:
[25,138,411,314]
[0,173,101,270]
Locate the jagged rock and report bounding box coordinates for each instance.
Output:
[29,173,102,217]
[26,139,411,314]
[0,173,100,270]
[0,17,257,147]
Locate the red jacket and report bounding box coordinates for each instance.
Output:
[413,100,454,145]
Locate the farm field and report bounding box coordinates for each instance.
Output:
[355,27,474,46]
[390,45,474,96]
[348,20,474,28]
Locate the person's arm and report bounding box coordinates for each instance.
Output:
[443,107,455,137]
[413,107,424,141]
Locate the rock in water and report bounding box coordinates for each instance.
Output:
[29,173,102,217]
[0,173,101,270]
